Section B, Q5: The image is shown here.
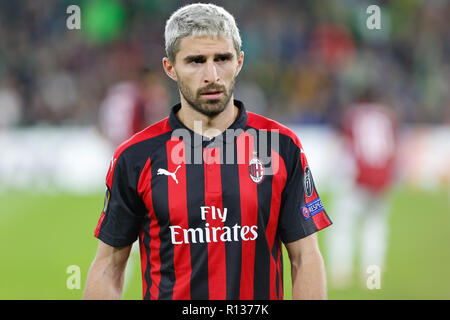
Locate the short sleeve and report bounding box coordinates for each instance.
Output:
[278,138,332,243]
[94,153,145,247]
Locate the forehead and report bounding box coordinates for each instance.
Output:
[176,35,235,58]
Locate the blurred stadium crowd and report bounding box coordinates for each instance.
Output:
[0,0,449,129]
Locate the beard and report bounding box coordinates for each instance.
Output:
[178,78,235,118]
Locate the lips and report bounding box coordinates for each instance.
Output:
[201,90,223,99]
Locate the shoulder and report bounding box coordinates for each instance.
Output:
[113,117,172,161]
[246,111,303,150]
[105,117,171,187]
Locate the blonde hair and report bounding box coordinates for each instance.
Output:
[164,3,242,63]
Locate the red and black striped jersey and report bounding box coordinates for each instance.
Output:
[94,100,332,300]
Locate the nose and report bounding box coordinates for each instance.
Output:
[204,61,219,83]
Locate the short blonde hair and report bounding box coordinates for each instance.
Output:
[164,3,242,63]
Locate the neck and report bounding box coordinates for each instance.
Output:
[177,98,239,139]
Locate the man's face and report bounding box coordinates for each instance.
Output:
[164,35,244,117]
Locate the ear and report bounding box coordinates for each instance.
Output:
[162,57,178,81]
[235,51,244,77]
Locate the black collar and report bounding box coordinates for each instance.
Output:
[168,99,248,147]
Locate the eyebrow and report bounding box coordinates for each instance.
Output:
[183,52,234,63]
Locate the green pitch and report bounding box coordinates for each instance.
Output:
[0,188,448,299]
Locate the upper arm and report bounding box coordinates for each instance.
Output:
[83,240,133,299]
[284,233,320,265]
[284,233,328,300]
[93,239,133,271]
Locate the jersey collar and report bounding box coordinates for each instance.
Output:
[168,99,248,147]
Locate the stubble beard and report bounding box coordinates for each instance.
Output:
[178,78,235,118]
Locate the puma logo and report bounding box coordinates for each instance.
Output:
[157,165,181,184]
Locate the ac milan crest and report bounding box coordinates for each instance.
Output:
[248,157,265,183]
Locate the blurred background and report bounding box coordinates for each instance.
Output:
[0,0,448,299]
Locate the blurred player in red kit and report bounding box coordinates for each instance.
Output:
[98,68,169,148]
[326,94,398,288]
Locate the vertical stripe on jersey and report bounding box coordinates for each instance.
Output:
[271,239,280,299]
[221,146,242,300]
[148,213,162,299]
[166,137,191,299]
[185,159,209,300]
[277,241,284,299]
[272,238,281,299]
[137,157,163,300]
[153,140,174,300]
[237,132,258,300]
[137,158,152,299]
[265,150,287,299]
[138,229,149,298]
[252,132,273,300]
[253,172,271,299]
[204,147,227,300]
[94,212,105,238]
